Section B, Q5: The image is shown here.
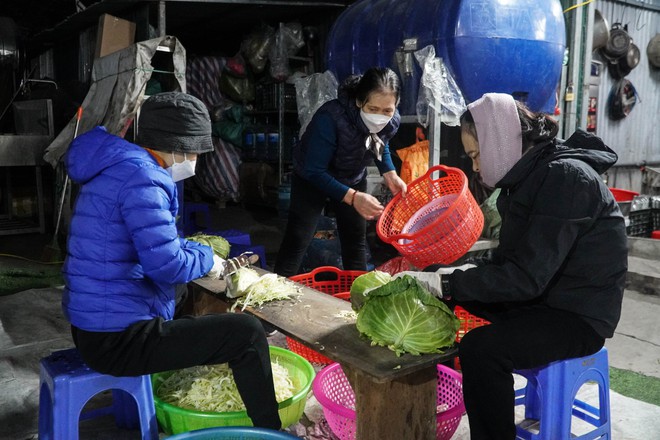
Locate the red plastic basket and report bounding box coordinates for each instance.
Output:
[454,306,490,342]
[313,363,465,440]
[377,165,484,269]
[609,187,639,202]
[453,306,490,370]
[286,267,366,365]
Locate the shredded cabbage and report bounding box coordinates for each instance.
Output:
[226,267,261,298]
[156,360,294,412]
[231,273,301,311]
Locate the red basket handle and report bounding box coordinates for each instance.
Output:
[420,164,465,183]
[307,266,343,283]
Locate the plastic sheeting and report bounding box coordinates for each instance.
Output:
[43,35,186,167]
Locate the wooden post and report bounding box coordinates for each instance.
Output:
[343,364,438,440]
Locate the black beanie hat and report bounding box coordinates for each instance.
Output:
[136,92,213,153]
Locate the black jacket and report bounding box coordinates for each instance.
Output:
[294,89,400,188]
[450,130,627,338]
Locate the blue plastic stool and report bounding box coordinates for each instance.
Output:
[182,202,212,236]
[514,347,611,440]
[164,426,299,439]
[39,348,159,440]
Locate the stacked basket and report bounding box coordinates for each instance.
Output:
[287,266,366,364]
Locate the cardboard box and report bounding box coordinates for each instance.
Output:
[95,14,135,58]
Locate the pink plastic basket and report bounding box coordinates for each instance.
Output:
[313,363,465,440]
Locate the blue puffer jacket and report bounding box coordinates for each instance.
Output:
[62,127,214,332]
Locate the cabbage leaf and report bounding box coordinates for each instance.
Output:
[356,275,459,356]
[349,270,392,312]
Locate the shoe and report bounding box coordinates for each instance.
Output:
[261,320,278,337]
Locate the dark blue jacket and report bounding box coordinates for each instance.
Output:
[62,127,214,332]
[293,91,400,200]
[450,130,627,338]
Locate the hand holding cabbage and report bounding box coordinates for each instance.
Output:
[350,271,460,357]
[394,264,476,298]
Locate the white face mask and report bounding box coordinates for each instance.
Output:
[167,153,196,182]
[360,109,392,133]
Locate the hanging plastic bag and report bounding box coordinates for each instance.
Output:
[211,105,246,147]
[396,127,429,184]
[241,24,276,74]
[414,45,466,127]
[293,70,338,137]
[218,55,255,103]
[269,22,305,81]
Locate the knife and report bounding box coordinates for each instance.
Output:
[221,252,260,278]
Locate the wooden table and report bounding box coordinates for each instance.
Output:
[191,274,458,440]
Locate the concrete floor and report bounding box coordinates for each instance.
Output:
[1,204,659,439]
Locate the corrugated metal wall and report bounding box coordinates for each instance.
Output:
[593,1,660,190]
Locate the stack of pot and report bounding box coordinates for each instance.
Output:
[593,10,640,79]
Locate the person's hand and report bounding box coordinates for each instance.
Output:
[351,191,384,221]
[394,264,476,298]
[206,255,227,279]
[383,170,407,197]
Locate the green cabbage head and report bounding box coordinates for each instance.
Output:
[356,275,459,357]
[186,233,231,259]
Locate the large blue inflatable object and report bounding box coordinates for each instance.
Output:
[326,0,566,114]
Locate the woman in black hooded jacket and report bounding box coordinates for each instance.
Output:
[400,93,627,439]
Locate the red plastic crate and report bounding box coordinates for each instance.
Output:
[286,267,366,365]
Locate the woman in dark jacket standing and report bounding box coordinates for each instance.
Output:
[275,67,407,277]
[399,93,627,439]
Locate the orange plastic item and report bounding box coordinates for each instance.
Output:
[377,165,484,268]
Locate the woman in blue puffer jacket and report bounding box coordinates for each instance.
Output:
[274,67,407,277]
[62,92,281,430]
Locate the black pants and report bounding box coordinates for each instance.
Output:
[274,173,368,277]
[456,302,605,440]
[71,313,281,430]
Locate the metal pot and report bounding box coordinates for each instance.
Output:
[648,34,660,68]
[592,9,610,51]
[609,42,641,79]
[604,23,631,58]
[625,43,641,70]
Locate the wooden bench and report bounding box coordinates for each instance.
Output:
[191,273,458,440]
